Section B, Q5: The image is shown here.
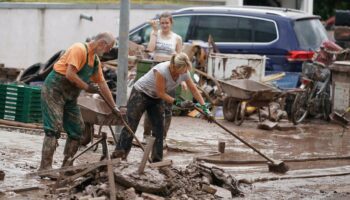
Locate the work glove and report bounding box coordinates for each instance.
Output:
[85,83,99,94]
[113,106,127,116]
[196,103,214,123]
[173,98,195,109]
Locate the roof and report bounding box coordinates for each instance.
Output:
[174,6,319,20]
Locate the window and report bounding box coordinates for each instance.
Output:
[236,17,253,42]
[253,19,277,42]
[192,15,276,43]
[129,25,152,44]
[193,15,239,42]
[294,19,328,50]
[129,15,191,44]
[172,16,191,40]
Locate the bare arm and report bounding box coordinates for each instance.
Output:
[98,81,116,107]
[175,36,183,53]
[66,64,89,90]
[186,78,205,105]
[155,71,175,104]
[147,20,158,52]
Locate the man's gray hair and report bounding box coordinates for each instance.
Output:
[94,32,115,45]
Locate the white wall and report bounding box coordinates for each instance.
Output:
[225,0,314,14]
[0,3,181,68]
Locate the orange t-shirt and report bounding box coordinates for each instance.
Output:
[53,43,105,83]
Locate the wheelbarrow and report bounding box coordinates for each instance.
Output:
[78,95,123,146]
[219,79,282,125]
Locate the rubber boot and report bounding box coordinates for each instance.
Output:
[61,138,80,167]
[38,135,58,179]
[111,149,127,160]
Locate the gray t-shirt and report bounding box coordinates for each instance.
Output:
[134,61,190,98]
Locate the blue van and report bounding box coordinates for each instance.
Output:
[129,6,328,74]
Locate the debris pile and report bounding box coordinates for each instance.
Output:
[0,64,21,83]
[47,161,243,200]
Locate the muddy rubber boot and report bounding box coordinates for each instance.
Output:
[111,149,127,160]
[38,135,58,180]
[61,138,80,167]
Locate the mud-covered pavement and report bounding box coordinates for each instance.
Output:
[1,116,350,199]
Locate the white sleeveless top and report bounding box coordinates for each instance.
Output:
[154,31,180,57]
[134,61,190,98]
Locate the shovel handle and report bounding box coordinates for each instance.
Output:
[97,91,146,152]
[70,132,106,162]
[193,105,275,163]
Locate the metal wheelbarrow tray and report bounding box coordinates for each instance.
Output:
[78,96,123,146]
[219,79,281,105]
[218,79,282,125]
[78,96,123,126]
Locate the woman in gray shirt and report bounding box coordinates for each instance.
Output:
[144,12,185,148]
[113,53,211,162]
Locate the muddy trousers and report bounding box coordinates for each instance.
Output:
[116,88,164,162]
[40,71,85,169]
[144,90,174,140]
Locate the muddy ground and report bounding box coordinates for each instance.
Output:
[1,115,350,199]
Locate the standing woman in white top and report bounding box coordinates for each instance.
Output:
[143,12,184,147]
[147,12,183,62]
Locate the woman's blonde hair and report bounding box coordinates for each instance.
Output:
[170,52,192,73]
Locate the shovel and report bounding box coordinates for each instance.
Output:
[97,91,146,151]
[329,107,350,128]
[191,104,289,173]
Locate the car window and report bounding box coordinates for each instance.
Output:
[253,19,277,42]
[129,15,191,44]
[193,15,239,42]
[129,25,152,44]
[236,17,253,42]
[294,19,329,50]
[172,16,191,40]
[193,15,276,43]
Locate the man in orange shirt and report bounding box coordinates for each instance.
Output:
[38,32,118,178]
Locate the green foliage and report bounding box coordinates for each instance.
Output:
[314,0,350,20]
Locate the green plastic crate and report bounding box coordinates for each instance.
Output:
[135,60,155,81]
[0,84,42,123]
[0,109,42,123]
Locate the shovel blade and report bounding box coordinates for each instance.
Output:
[330,112,349,128]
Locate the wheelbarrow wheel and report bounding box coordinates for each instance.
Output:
[223,97,238,122]
[234,101,246,126]
[291,89,309,125]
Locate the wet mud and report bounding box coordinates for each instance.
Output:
[1,116,350,199]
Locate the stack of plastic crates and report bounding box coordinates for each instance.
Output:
[0,84,42,123]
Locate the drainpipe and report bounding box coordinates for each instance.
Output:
[115,0,130,140]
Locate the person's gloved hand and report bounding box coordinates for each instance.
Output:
[173,99,195,109]
[113,106,127,116]
[86,83,99,94]
[196,103,214,122]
